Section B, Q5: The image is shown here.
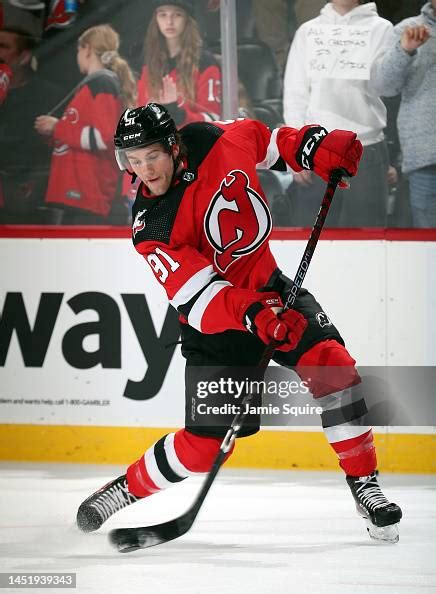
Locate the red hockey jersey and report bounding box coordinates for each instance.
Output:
[132,118,305,335]
[45,70,123,216]
[136,50,221,126]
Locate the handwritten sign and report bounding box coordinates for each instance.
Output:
[306,25,372,80]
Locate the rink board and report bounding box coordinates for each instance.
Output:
[1,231,435,471]
[0,424,435,473]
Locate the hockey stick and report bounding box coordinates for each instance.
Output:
[109,168,346,553]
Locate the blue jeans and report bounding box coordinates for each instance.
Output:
[408,165,436,228]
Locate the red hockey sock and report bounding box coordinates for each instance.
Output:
[297,340,377,476]
[126,429,234,497]
[330,429,377,476]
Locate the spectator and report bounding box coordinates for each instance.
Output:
[121,0,222,205]
[372,1,436,228]
[35,24,136,224]
[138,0,221,125]
[0,26,58,223]
[283,0,393,227]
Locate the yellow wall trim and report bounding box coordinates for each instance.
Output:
[0,425,434,473]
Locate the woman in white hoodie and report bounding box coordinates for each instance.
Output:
[283,1,393,227]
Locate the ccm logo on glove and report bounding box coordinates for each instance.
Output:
[244,297,308,352]
[294,124,363,189]
[297,126,328,170]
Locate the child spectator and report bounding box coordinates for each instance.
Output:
[122,1,221,205]
[138,0,221,125]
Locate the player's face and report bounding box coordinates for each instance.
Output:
[126,143,178,196]
[155,5,187,40]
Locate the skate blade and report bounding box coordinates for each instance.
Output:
[364,519,399,543]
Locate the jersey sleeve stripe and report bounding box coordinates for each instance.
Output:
[257,127,279,168]
[80,126,108,151]
[92,128,108,150]
[175,273,231,318]
[188,281,231,331]
[80,126,91,150]
[257,128,291,171]
[178,276,229,318]
[202,112,219,122]
[170,264,216,309]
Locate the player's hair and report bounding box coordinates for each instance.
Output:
[78,24,137,107]
[171,131,188,161]
[144,8,202,103]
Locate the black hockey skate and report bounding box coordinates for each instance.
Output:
[77,475,142,533]
[346,472,402,543]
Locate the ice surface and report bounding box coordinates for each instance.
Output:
[0,463,434,594]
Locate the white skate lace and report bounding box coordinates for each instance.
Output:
[355,475,390,512]
[90,479,138,521]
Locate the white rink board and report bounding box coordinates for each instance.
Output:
[0,238,435,427]
[386,241,436,365]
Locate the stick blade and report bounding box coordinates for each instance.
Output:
[109,513,194,553]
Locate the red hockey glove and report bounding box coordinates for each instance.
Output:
[244,298,308,352]
[295,125,363,188]
[0,62,12,106]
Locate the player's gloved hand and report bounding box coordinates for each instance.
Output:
[295,125,363,189]
[243,296,308,352]
[0,62,12,106]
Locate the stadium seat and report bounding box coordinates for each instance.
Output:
[253,104,283,130]
[260,98,284,123]
[238,42,281,103]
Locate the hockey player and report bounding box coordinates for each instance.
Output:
[77,103,402,543]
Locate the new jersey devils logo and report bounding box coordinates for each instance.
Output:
[133,209,146,237]
[316,312,332,328]
[204,170,272,273]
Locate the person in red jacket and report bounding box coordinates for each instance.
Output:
[122,1,222,203]
[139,0,221,125]
[77,103,402,545]
[35,24,136,224]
